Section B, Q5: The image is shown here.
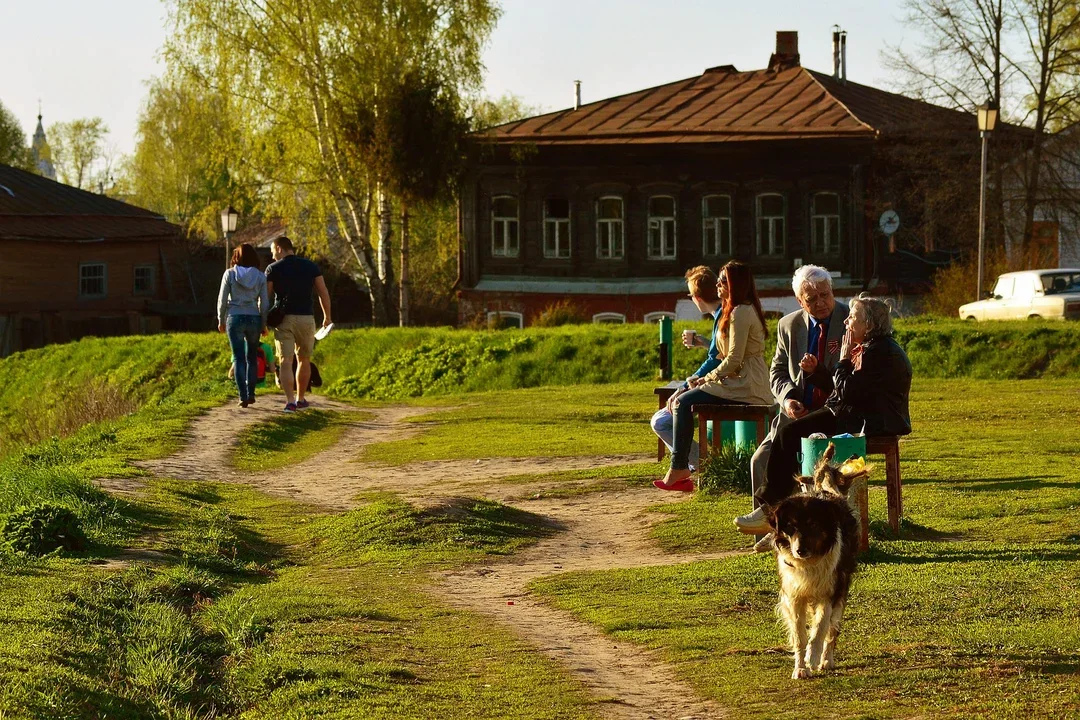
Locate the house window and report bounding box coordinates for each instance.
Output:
[79,263,107,298]
[647,195,676,259]
[702,194,732,256]
[543,198,571,258]
[811,192,841,255]
[592,312,626,324]
[133,265,156,296]
[491,196,519,258]
[643,311,676,324]
[756,193,786,256]
[486,311,523,329]
[596,196,624,259]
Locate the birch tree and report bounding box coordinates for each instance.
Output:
[163,0,499,325]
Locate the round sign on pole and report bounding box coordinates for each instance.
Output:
[879,210,900,235]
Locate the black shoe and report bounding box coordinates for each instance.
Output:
[238,399,249,408]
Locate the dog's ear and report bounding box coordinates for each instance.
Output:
[764,503,779,529]
[823,442,836,462]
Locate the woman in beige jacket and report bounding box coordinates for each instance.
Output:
[654,261,772,492]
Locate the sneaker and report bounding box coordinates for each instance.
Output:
[237,399,249,408]
[734,506,771,535]
[284,402,298,413]
[753,533,775,553]
[247,395,256,405]
[296,399,310,409]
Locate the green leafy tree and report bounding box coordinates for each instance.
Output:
[127,73,253,239]
[0,100,30,168]
[48,117,109,190]
[163,0,500,325]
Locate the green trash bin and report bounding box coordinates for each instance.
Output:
[705,420,737,446]
[800,435,866,476]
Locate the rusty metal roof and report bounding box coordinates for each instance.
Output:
[482,65,974,145]
[0,163,180,242]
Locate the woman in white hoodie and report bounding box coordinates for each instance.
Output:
[217,243,270,407]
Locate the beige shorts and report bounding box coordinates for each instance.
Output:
[275,314,316,361]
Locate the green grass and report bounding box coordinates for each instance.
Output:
[0,481,598,719]
[358,382,652,465]
[231,409,369,472]
[523,377,1080,719]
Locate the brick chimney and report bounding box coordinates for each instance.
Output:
[768,30,800,71]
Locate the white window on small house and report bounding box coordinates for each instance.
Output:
[596,196,624,259]
[647,195,677,259]
[79,262,107,298]
[811,192,841,255]
[702,194,732,256]
[543,198,571,258]
[133,265,156,296]
[491,196,519,258]
[592,312,626,324]
[487,310,524,329]
[643,311,676,324]
[756,193,786,256]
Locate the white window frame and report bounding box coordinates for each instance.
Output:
[702,194,733,256]
[543,198,572,259]
[643,311,676,324]
[486,310,523,329]
[811,192,841,255]
[491,195,519,258]
[133,264,156,296]
[756,193,786,256]
[595,196,624,260]
[647,195,677,259]
[79,262,107,299]
[592,312,626,324]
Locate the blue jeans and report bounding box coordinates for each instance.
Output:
[650,407,700,470]
[227,314,261,401]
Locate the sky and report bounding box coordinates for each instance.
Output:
[1,0,916,158]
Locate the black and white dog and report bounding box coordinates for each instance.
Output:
[767,474,859,679]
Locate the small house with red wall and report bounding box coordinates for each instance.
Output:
[457,31,981,327]
[0,163,210,356]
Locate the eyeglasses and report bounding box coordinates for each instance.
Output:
[716,276,727,286]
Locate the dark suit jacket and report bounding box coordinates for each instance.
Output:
[826,335,912,436]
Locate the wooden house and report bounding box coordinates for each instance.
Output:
[0,163,211,356]
[457,31,980,326]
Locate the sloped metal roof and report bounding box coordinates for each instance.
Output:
[481,65,976,145]
[0,163,180,242]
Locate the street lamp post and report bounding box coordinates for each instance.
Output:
[220,206,239,269]
[976,102,998,301]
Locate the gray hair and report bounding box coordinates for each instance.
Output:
[850,292,894,339]
[791,264,833,297]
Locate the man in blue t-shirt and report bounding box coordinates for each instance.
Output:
[265,236,332,412]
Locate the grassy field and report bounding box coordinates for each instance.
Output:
[0,325,1079,718]
[231,409,369,471]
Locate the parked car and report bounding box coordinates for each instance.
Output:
[958,269,1080,320]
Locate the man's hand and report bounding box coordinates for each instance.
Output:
[218,323,226,333]
[799,353,818,374]
[784,398,807,419]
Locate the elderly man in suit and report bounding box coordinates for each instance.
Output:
[735,265,849,547]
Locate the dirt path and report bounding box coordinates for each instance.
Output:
[110,393,734,719]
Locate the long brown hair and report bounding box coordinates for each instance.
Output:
[718,261,767,335]
[231,242,261,269]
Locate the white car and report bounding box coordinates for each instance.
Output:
[959,269,1080,320]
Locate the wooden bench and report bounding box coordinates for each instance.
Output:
[692,403,773,462]
[846,435,904,552]
[866,435,903,535]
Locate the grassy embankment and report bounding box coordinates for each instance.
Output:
[0,321,1078,717]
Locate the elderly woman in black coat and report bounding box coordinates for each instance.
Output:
[735,293,912,534]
